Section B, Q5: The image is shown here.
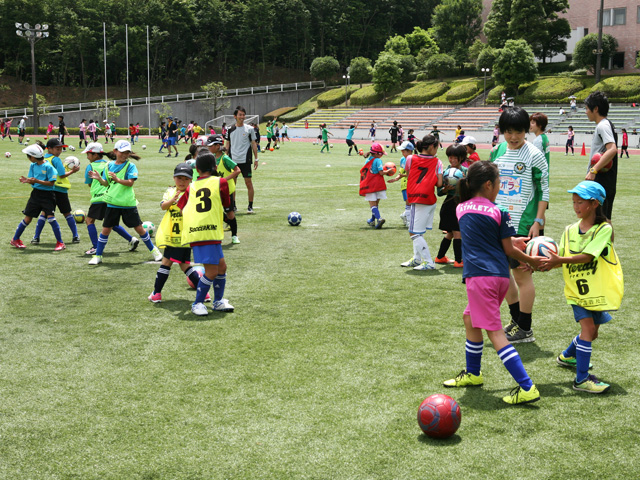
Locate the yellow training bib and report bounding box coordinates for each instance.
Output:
[181,176,224,245]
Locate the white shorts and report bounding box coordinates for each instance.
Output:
[364,191,387,202]
[409,203,436,234]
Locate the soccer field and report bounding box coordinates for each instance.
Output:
[1,138,638,479]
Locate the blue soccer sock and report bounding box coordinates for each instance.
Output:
[140,232,155,251]
[213,274,226,302]
[96,233,109,256]
[371,206,381,220]
[563,335,580,358]
[195,274,213,304]
[14,220,28,240]
[576,338,593,383]
[87,223,99,248]
[497,345,533,390]
[113,225,133,242]
[465,340,483,376]
[33,214,46,239]
[65,214,79,237]
[47,217,63,243]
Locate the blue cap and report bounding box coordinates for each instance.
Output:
[568,181,606,205]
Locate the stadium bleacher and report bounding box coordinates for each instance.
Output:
[288,108,359,129]
[331,107,452,130]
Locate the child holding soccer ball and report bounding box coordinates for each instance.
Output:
[434,144,467,267]
[359,142,388,229]
[399,135,443,270]
[539,181,623,394]
[148,163,211,304]
[443,161,542,405]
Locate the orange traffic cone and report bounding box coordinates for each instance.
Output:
[581,142,586,156]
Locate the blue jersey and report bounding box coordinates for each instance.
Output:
[346,128,355,140]
[28,161,57,191]
[44,153,67,193]
[457,197,516,279]
[365,156,383,174]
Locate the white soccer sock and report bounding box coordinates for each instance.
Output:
[412,234,432,265]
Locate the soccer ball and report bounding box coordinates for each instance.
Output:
[589,152,613,173]
[64,156,80,170]
[275,144,280,149]
[330,144,333,148]
[288,211,302,226]
[142,221,156,237]
[142,145,147,150]
[73,209,86,224]
[444,167,465,186]
[69,145,76,151]
[270,147,274,151]
[26,137,30,142]
[358,149,364,156]
[525,236,558,259]
[418,394,461,439]
[186,265,205,289]
[383,161,397,176]
[5,152,11,158]
[23,141,29,146]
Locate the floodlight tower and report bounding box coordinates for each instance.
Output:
[16,22,49,135]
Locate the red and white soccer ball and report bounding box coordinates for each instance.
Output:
[525,236,559,259]
[4,152,11,158]
[186,265,205,289]
[418,394,461,439]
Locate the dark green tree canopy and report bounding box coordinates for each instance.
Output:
[432,0,483,65]
[349,57,373,87]
[310,56,340,82]
[493,39,538,91]
[573,34,619,74]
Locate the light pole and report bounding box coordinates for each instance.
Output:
[481,68,490,106]
[342,74,351,107]
[16,22,49,136]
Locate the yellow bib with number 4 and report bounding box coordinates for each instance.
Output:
[156,187,186,248]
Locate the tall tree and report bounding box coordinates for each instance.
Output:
[493,39,538,94]
[432,0,483,65]
[573,34,619,74]
[484,0,512,49]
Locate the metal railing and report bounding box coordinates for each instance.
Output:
[1,80,325,117]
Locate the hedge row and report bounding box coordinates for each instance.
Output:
[399,82,448,103]
[316,86,360,108]
[279,106,316,123]
[445,82,481,101]
[590,76,640,101]
[350,85,383,105]
[264,107,296,121]
[519,78,584,104]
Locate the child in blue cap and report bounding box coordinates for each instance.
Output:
[540,181,623,394]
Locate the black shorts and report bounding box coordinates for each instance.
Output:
[23,189,56,218]
[19,128,26,136]
[224,192,236,214]
[282,133,288,138]
[163,246,192,264]
[237,161,252,178]
[103,206,142,229]
[79,132,85,140]
[88,202,107,220]
[438,196,460,231]
[346,139,355,147]
[53,191,72,214]
[508,231,544,269]
[391,136,398,143]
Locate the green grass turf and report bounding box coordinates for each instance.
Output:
[0,138,639,479]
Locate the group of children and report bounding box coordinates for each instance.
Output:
[359,103,623,402]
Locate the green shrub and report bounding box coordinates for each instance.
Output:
[590,76,640,101]
[350,85,383,105]
[520,77,584,103]
[399,82,449,103]
[445,82,480,101]
[316,86,359,108]
[424,54,456,79]
[573,69,588,76]
[416,72,429,81]
[279,106,316,123]
[487,85,505,103]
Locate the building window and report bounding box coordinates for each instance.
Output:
[637,6,640,23]
[598,7,626,26]
[609,52,625,69]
